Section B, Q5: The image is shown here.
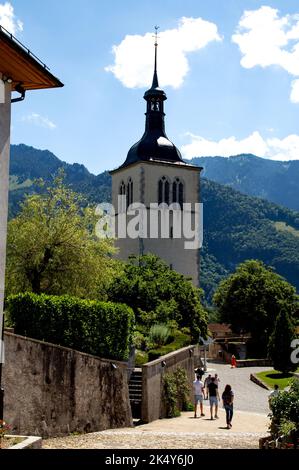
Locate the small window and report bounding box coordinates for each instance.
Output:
[158,176,170,205]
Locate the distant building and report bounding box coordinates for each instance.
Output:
[110,37,202,286]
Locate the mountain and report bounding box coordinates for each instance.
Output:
[9,144,299,303]
[190,154,299,212]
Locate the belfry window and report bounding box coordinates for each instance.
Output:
[127,178,133,208]
[172,178,184,208]
[151,99,160,111]
[158,176,170,205]
[119,181,126,212]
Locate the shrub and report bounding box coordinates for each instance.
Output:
[269,378,299,442]
[162,373,180,418]
[148,324,171,348]
[174,367,190,411]
[162,367,191,418]
[135,350,149,366]
[148,330,191,361]
[7,292,135,361]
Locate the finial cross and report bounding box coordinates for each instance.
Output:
[154,25,159,46]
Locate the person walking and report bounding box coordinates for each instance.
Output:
[204,374,212,400]
[231,355,237,368]
[193,374,205,418]
[222,384,234,429]
[195,367,204,380]
[214,373,220,387]
[207,377,220,420]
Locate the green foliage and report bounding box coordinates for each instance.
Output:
[108,255,208,340]
[148,324,171,348]
[268,303,297,373]
[213,260,298,356]
[173,367,190,411]
[147,330,191,361]
[162,373,180,418]
[6,292,135,361]
[269,378,299,439]
[6,176,117,299]
[135,350,149,366]
[132,331,146,350]
[162,367,191,418]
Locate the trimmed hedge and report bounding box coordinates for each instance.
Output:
[7,292,135,361]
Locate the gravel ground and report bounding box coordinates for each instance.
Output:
[43,430,265,449]
[43,361,271,449]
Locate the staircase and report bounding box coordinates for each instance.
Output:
[128,368,142,419]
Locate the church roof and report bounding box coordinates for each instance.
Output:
[115,32,191,171]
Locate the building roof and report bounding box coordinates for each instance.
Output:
[115,38,190,171]
[0,24,63,91]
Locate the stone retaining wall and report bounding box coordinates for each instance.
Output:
[141,345,200,423]
[3,332,132,437]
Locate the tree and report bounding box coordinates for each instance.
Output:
[213,260,298,356]
[6,177,117,299]
[108,254,208,340]
[268,303,297,373]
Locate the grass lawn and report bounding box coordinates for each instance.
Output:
[256,370,297,389]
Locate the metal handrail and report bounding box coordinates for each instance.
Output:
[0,24,50,70]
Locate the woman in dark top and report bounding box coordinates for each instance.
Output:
[222,384,234,429]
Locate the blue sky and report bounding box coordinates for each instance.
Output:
[2,0,299,173]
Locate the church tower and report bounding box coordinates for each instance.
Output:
[110,31,202,286]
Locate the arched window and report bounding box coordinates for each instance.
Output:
[158,176,170,205]
[127,177,133,208]
[119,181,126,212]
[172,178,184,208]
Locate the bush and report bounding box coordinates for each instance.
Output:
[7,292,135,361]
[269,378,299,443]
[148,324,171,348]
[135,350,149,366]
[148,330,191,361]
[162,373,180,418]
[162,367,191,418]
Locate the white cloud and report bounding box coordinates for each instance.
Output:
[232,6,299,103]
[181,131,299,161]
[22,113,56,130]
[105,17,222,89]
[0,2,23,35]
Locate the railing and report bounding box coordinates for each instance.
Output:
[0,24,50,70]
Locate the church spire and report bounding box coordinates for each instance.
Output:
[151,25,159,89]
[122,26,184,167]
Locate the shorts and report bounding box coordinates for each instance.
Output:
[194,395,203,404]
[209,396,218,406]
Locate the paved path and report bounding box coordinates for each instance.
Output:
[43,408,269,449]
[43,361,272,449]
[204,360,272,414]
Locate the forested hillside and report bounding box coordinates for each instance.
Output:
[9,144,299,303]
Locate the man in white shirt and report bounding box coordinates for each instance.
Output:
[193,374,205,418]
